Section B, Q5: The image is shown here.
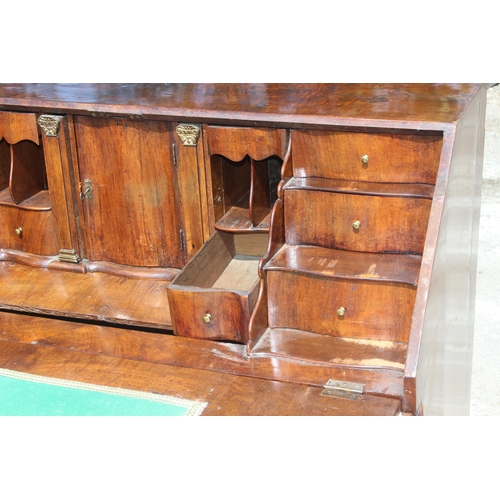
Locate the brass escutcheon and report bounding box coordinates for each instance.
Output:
[352,220,361,230]
[361,155,369,164]
[337,306,346,317]
[203,313,212,323]
[15,227,23,235]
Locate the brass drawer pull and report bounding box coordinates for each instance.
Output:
[336,306,346,317]
[352,220,361,230]
[203,313,212,323]
[361,154,369,164]
[15,227,23,235]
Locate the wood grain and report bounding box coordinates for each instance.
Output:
[265,244,422,285]
[74,116,182,268]
[206,126,287,161]
[0,111,39,145]
[0,261,173,328]
[0,204,59,255]
[0,84,482,129]
[284,189,432,254]
[252,328,407,371]
[292,130,442,183]
[0,338,400,416]
[267,270,416,342]
[0,310,405,403]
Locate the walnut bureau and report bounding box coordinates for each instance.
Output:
[0,84,486,416]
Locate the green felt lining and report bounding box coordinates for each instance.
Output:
[0,368,206,416]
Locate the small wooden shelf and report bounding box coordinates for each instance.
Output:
[251,328,407,372]
[284,177,435,199]
[214,193,271,233]
[264,244,422,286]
[0,187,52,211]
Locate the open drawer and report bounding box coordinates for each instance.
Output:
[167,231,268,342]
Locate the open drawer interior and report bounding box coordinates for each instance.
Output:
[167,231,269,342]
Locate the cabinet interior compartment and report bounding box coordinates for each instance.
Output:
[0,137,50,209]
[211,154,282,232]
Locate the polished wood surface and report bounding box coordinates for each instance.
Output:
[292,130,442,183]
[0,337,401,416]
[0,111,39,145]
[267,271,416,342]
[206,126,287,161]
[265,244,421,285]
[0,206,59,255]
[0,84,486,415]
[74,116,183,267]
[0,310,405,404]
[285,177,435,199]
[252,328,407,370]
[284,189,432,254]
[0,84,482,128]
[0,262,173,328]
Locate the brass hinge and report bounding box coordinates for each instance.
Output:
[321,379,364,400]
[172,143,177,167]
[180,230,186,252]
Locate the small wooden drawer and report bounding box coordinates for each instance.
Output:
[206,125,287,161]
[167,231,268,343]
[267,269,416,343]
[291,129,442,184]
[284,186,432,254]
[0,199,60,256]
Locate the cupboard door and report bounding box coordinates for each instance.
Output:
[74,116,183,268]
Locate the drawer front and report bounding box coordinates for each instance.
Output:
[206,126,287,161]
[267,271,416,343]
[285,189,431,254]
[0,206,60,255]
[291,130,442,184]
[167,287,255,343]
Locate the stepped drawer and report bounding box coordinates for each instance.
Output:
[284,188,432,254]
[291,130,442,184]
[267,270,416,343]
[167,231,268,343]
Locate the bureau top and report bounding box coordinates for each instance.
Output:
[0,83,482,130]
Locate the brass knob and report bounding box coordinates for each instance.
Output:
[203,313,212,323]
[361,155,369,164]
[352,220,361,230]
[15,227,23,235]
[337,307,346,317]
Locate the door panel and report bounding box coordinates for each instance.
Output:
[74,116,183,268]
